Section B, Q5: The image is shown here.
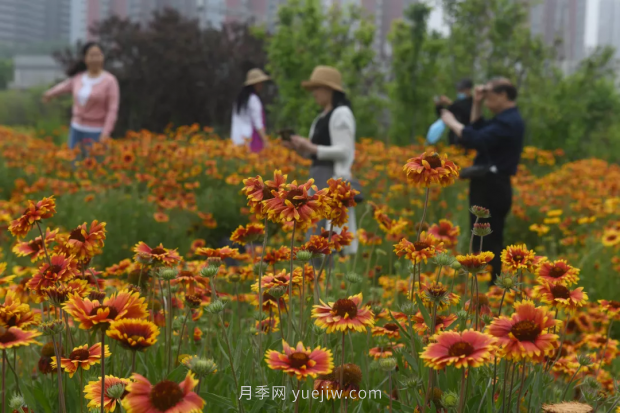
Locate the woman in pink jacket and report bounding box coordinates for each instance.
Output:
[42,42,120,155]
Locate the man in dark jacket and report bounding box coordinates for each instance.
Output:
[435,79,473,145]
[440,77,524,281]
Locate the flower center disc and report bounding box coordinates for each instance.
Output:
[285,188,306,207]
[548,266,567,278]
[550,285,571,300]
[383,323,399,332]
[150,247,166,255]
[69,348,90,361]
[425,154,443,169]
[448,341,474,357]
[413,242,430,251]
[149,380,184,411]
[69,228,86,243]
[510,320,541,342]
[333,299,358,319]
[289,352,310,369]
[48,265,63,274]
[89,305,119,320]
[0,330,16,344]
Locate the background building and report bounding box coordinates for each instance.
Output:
[597,0,620,59]
[529,0,587,73]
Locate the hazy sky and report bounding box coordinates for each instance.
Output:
[428,0,600,49]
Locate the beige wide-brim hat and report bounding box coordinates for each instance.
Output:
[244,68,270,86]
[301,65,344,92]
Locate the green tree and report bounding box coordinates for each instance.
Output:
[0,59,13,90]
[387,3,445,144]
[265,0,385,138]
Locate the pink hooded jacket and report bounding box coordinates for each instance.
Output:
[44,71,120,137]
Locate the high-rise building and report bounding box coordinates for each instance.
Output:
[597,0,620,58]
[0,0,70,51]
[529,0,586,72]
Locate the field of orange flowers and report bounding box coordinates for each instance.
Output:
[0,124,618,413]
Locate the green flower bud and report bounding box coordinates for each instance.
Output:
[206,300,226,314]
[578,354,593,367]
[186,356,217,377]
[440,390,458,408]
[371,304,383,316]
[159,267,178,281]
[344,272,363,284]
[253,262,268,276]
[433,252,455,267]
[378,357,397,372]
[200,265,219,278]
[228,273,241,283]
[296,250,313,262]
[106,383,126,400]
[495,273,518,291]
[450,261,462,270]
[268,286,286,299]
[40,320,65,336]
[472,222,492,237]
[470,205,491,218]
[403,377,423,389]
[457,310,468,320]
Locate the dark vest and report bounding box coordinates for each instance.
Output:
[310,109,335,167]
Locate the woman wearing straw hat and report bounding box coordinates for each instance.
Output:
[231,68,270,152]
[286,65,358,255]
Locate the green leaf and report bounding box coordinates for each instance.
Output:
[415,295,432,329]
[202,391,236,410]
[30,385,53,413]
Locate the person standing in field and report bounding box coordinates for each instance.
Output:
[434,78,474,146]
[284,65,358,255]
[42,42,120,157]
[230,68,270,152]
[441,77,524,281]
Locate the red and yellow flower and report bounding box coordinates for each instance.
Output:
[368,344,405,360]
[421,329,496,369]
[487,301,559,361]
[533,282,588,313]
[84,375,130,412]
[312,293,375,333]
[51,342,110,378]
[0,290,39,329]
[371,322,402,340]
[394,232,444,264]
[242,170,288,216]
[412,313,458,335]
[0,326,40,350]
[501,244,538,273]
[456,252,495,273]
[536,260,580,286]
[230,223,265,245]
[264,179,325,228]
[27,253,79,295]
[9,196,56,238]
[106,318,159,351]
[122,372,205,413]
[64,290,148,330]
[12,228,58,262]
[265,340,333,380]
[428,220,460,248]
[133,242,181,266]
[403,151,460,188]
[64,220,107,260]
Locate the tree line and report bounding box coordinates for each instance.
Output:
[53,0,620,160]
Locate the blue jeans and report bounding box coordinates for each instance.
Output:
[68,126,101,158]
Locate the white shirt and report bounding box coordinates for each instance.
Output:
[72,73,105,133]
[308,105,358,254]
[230,94,264,145]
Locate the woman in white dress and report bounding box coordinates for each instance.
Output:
[230,68,270,152]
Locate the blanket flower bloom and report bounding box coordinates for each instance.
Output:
[9,196,56,238]
[312,293,374,333]
[487,301,559,361]
[51,342,110,378]
[536,260,580,286]
[84,375,130,412]
[265,340,333,380]
[403,151,460,188]
[64,290,148,330]
[122,372,205,413]
[421,329,496,369]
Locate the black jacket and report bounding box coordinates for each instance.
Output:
[436,97,473,145]
[460,107,525,176]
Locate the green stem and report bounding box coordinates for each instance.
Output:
[458,368,467,413]
[100,331,105,413]
[416,188,430,241]
[218,314,243,413]
[561,365,581,401]
[257,217,269,371]
[175,307,190,366]
[167,280,173,372]
[287,222,297,342]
